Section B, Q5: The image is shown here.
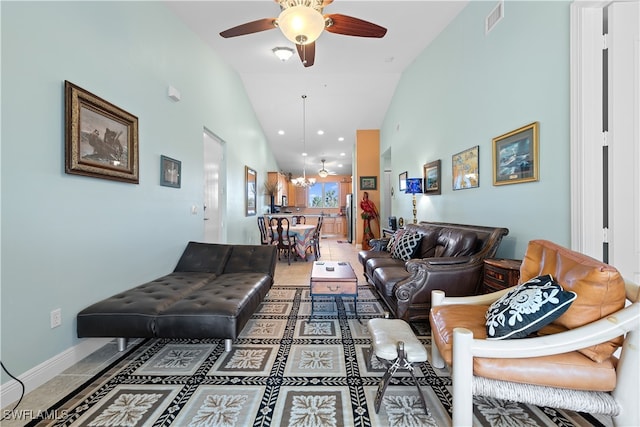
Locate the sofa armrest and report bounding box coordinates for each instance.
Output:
[424,256,470,266]
[454,302,639,359]
[369,238,390,252]
[431,287,513,307]
[391,257,485,320]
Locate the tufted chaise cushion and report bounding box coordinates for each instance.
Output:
[156,273,273,338]
[174,242,232,274]
[76,272,215,338]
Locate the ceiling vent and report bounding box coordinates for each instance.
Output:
[485,1,504,34]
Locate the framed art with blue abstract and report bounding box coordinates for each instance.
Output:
[423,160,441,195]
[492,122,539,186]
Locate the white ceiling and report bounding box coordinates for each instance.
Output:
[165,1,468,177]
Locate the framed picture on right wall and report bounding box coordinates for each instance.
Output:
[492,121,539,186]
[423,160,441,195]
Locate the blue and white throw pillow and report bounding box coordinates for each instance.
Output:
[485,274,577,340]
[391,231,422,261]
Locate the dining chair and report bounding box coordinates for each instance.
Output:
[292,215,306,225]
[269,217,297,265]
[257,216,270,245]
[308,215,323,260]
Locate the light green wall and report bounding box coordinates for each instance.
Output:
[1,1,278,378]
[382,1,571,257]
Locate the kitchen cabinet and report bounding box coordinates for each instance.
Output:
[294,186,307,207]
[335,216,346,236]
[322,217,336,234]
[340,181,353,199]
[267,172,288,204]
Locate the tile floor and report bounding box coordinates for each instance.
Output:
[0,236,364,426]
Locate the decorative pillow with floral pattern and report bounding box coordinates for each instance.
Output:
[486,274,577,340]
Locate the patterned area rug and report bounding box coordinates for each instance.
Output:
[27,286,610,426]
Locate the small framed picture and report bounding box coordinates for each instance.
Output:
[246,166,257,216]
[452,146,479,190]
[492,122,539,186]
[360,176,377,190]
[160,155,181,188]
[398,171,407,192]
[423,160,441,195]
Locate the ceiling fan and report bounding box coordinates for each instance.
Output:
[219,0,387,67]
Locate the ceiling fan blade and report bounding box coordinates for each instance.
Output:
[296,42,316,67]
[219,18,277,38]
[324,14,387,38]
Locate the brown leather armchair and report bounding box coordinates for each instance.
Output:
[430,240,639,426]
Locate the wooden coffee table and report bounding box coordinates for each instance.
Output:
[309,261,358,321]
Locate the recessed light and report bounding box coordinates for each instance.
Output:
[340,152,346,156]
[278,130,285,135]
[338,137,344,141]
[302,152,308,156]
[317,130,324,135]
[338,164,343,168]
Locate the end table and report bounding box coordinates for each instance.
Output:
[483,258,521,293]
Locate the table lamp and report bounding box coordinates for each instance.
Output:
[405,178,423,224]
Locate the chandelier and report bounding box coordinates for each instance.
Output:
[318,159,329,178]
[292,95,316,188]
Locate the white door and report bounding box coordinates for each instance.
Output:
[571,1,640,283]
[607,1,640,283]
[203,130,225,243]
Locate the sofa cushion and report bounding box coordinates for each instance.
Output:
[485,274,577,340]
[391,231,422,261]
[174,242,232,275]
[223,244,278,276]
[365,255,400,280]
[436,229,478,257]
[519,240,626,362]
[156,272,272,338]
[76,272,215,338]
[416,229,438,258]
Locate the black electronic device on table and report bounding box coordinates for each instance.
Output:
[388,216,397,231]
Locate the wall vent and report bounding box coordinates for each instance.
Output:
[486,1,504,34]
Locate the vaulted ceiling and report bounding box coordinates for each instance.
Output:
[165,1,468,177]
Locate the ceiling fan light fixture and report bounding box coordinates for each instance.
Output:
[277,5,325,45]
[272,46,294,61]
[318,159,329,178]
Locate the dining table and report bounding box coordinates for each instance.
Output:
[271,223,316,260]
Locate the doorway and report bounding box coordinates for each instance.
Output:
[571,1,639,282]
[203,129,225,243]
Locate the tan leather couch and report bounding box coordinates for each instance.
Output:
[429,240,639,425]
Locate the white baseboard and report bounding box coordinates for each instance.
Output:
[1,338,111,408]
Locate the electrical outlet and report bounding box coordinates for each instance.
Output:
[50,308,62,328]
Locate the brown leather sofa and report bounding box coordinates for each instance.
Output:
[77,242,277,352]
[358,222,509,322]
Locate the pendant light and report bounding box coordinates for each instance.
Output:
[292,95,316,188]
